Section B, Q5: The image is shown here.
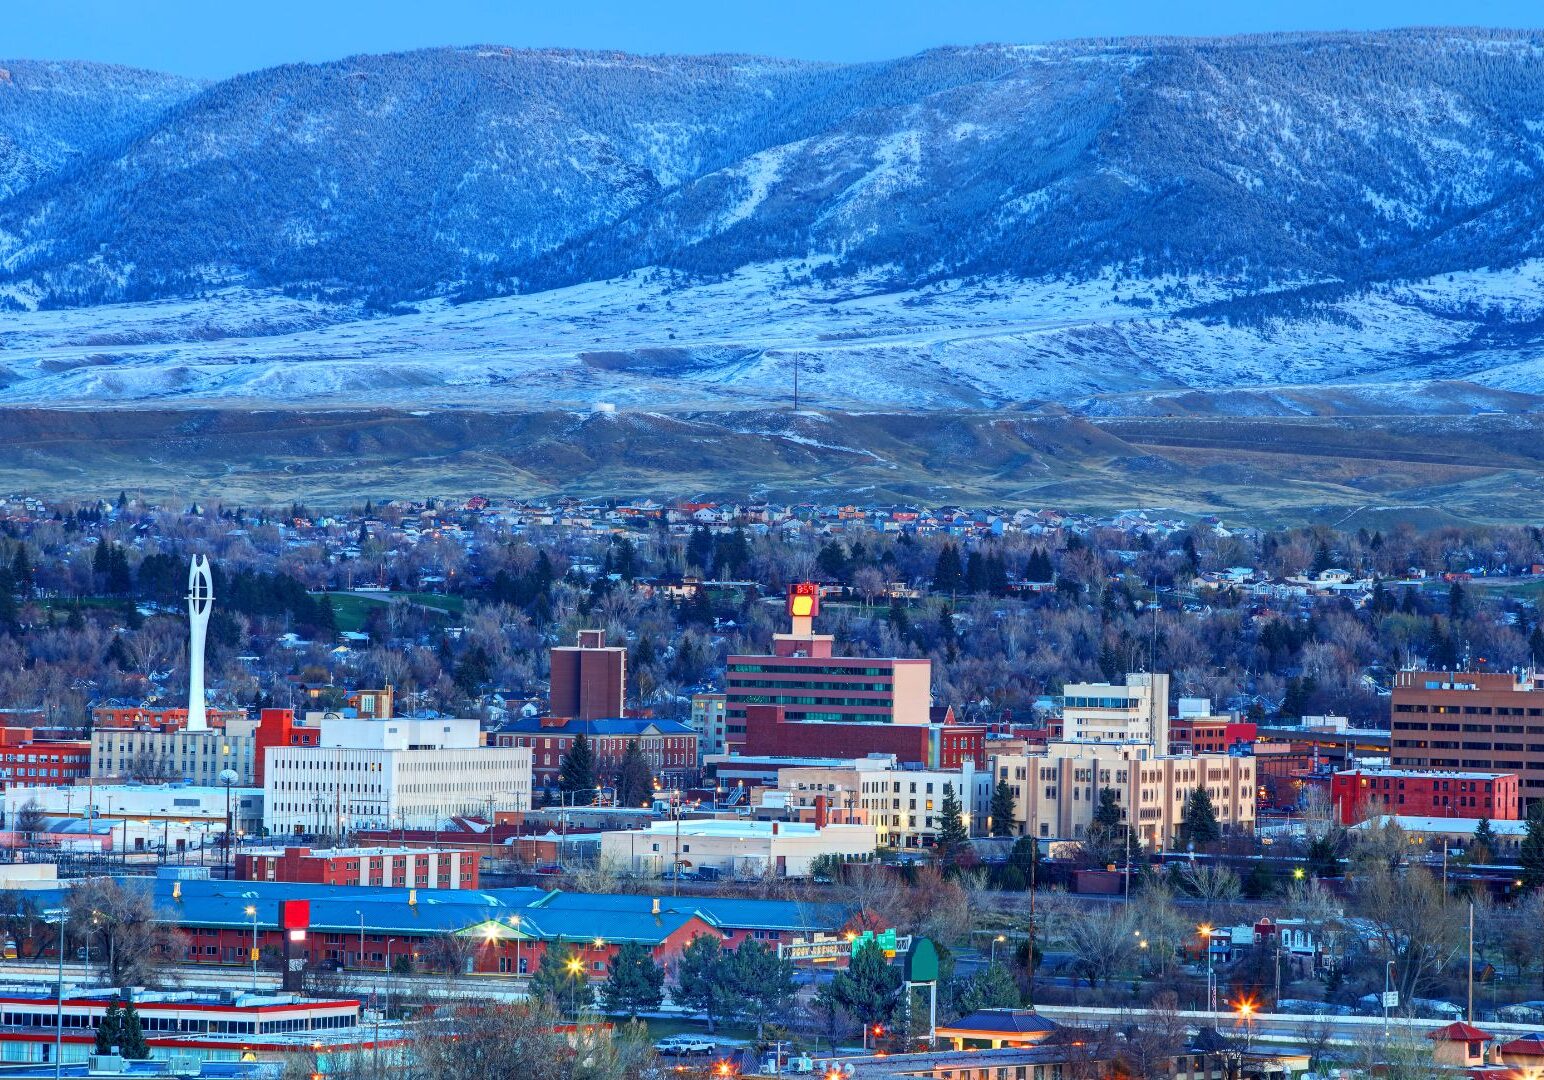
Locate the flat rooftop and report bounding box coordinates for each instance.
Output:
[1335,768,1514,781]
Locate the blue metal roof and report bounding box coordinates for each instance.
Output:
[6,878,845,943]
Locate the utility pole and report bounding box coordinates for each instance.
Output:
[1027,793,1038,1007]
[1467,901,1475,1023]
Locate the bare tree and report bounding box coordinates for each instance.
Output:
[1350,865,1464,1003]
[65,879,187,988]
[411,1001,655,1080]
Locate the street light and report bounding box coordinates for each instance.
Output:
[1235,998,1256,1053]
[991,934,1006,963]
[218,768,239,879]
[1198,925,1216,1013]
[245,905,259,990]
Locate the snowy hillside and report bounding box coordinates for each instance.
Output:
[0,60,200,202]
[2,31,1544,412]
[3,260,1543,411]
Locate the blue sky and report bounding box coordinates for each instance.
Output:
[8,0,1542,77]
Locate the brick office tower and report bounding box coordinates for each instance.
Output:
[1390,669,1544,813]
[550,630,627,720]
[731,584,984,766]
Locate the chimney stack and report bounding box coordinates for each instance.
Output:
[814,795,829,829]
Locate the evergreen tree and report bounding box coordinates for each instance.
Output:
[1008,835,1040,880]
[1025,548,1053,583]
[1086,788,1133,862]
[557,734,598,805]
[599,941,664,1018]
[686,527,714,571]
[830,940,902,1032]
[726,940,797,1037]
[1469,818,1497,865]
[10,546,30,598]
[314,594,338,638]
[1530,621,1544,666]
[529,941,592,1016]
[989,778,1017,837]
[118,994,149,1059]
[952,961,1021,1013]
[1521,802,1544,891]
[1178,786,1222,849]
[103,635,136,670]
[936,783,969,866]
[615,741,653,808]
[931,544,964,594]
[674,935,741,1033]
[94,1001,123,1054]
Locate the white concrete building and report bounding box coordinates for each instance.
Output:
[1060,672,1171,751]
[263,716,531,834]
[600,818,877,878]
[3,782,263,851]
[766,756,993,848]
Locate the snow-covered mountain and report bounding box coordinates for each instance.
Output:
[2,31,1544,412]
[0,60,201,203]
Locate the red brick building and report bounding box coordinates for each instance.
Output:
[91,705,245,731]
[236,845,480,889]
[1170,717,1258,755]
[742,704,986,768]
[492,716,698,790]
[0,728,89,789]
[723,584,934,751]
[549,630,626,720]
[252,708,319,785]
[1330,767,1520,826]
[1390,668,1544,809]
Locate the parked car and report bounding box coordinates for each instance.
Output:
[653,1035,716,1056]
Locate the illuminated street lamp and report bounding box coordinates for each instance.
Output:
[244,905,259,989]
[1198,925,1216,1013]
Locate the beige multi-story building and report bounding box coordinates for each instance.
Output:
[91,717,260,786]
[263,716,531,835]
[690,693,729,756]
[1060,673,1171,752]
[768,756,993,849]
[993,740,1255,850]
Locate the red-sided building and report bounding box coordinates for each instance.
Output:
[742,704,985,768]
[728,585,983,768]
[236,845,480,889]
[1330,767,1520,825]
[1171,717,1258,755]
[252,707,319,785]
[90,705,246,731]
[549,629,627,720]
[0,728,89,788]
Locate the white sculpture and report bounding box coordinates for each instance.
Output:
[187,555,213,732]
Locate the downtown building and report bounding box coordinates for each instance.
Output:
[263,716,531,835]
[729,584,985,767]
[762,755,994,848]
[993,739,1256,849]
[1389,668,1544,811]
[1329,766,1519,825]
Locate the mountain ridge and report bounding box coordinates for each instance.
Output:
[2,31,1544,416]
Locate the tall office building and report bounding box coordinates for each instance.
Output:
[549,630,627,720]
[1389,668,1544,812]
[725,584,932,750]
[1059,672,1172,752]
